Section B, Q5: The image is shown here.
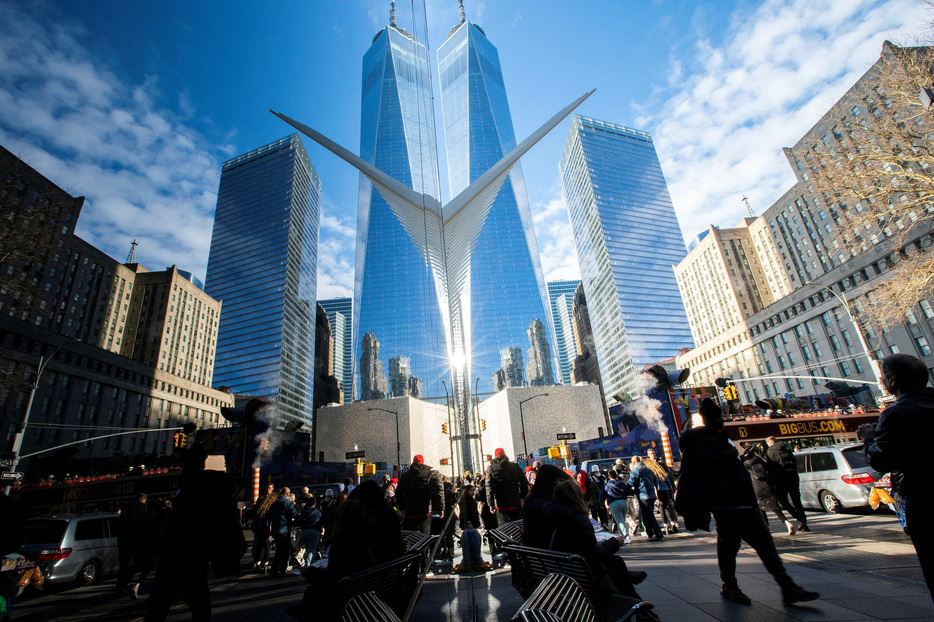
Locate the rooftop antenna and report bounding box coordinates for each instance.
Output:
[126,239,138,264]
[390,1,396,27]
[741,195,755,218]
[459,0,466,23]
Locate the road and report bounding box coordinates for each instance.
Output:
[11,508,929,622]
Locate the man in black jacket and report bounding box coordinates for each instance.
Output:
[678,398,818,606]
[484,448,529,525]
[859,354,934,603]
[765,435,808,531]
[395,455,444,533]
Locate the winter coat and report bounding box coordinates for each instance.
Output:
[628,464,658,501]
[267,495,298,536]
[395,462,444,519]
[599,479,633,505]
[865,387,934,497]
[741,450,778,503]
[677,426,757,511]
[586,471,607,503]
[486,455,529,511]
[458,495,481,530]
[765,441,800,486]
[297,506,324,532]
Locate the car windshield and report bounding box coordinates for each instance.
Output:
[841,447,871,470]
[24,520,67,545]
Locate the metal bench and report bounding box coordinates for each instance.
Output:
[487,519,524,565]
[502,544,653,622]
[339,591,402,622]
[333,551,423,621]
[511,573,598,622]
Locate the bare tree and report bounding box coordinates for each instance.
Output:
[793,41,934,325]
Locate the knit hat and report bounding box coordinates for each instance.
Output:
[413,455,424,464]
[699,397,723,427]
[494,448,506,458]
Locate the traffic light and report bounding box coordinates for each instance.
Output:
[441,423,448,434]
[548,446,561,459]
[363,463,376,475]
[480,419,486,431]
[440,458,450,465]
[173,433,188,448]
[259,438,271,452]
[724,385,739,401]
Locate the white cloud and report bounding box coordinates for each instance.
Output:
[0,2,223,280]
[316,197,356,299]
[638,0,928,242]
[531,180,581,283]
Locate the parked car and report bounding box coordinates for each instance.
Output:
[17,514,120,585]
[794,443,881,513]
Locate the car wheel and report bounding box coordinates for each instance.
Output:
[76,559,100,585]
[820,490,842,514]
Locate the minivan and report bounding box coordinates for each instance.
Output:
[794,443,881,513]
[18,514,120,585]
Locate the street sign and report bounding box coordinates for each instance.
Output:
[345,450,365,460]
[556,432,576,440]
[1,472,23,480]
[0,459,12,468]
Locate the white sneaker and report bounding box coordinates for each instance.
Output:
[623,536,632,544]
[786,521,798,535]
[129,583,139,600]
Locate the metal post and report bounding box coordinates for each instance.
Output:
[805,280,885,390]
[473,377,484,465]
[441,380,455,478]
[518,393,549,464]
[5,338,80,495]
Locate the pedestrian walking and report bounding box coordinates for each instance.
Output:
[677,398,818,605]
[600,469,633,542]
[587,464,609,529]
[116,492,155,599]
[646,449,679,534]
[859,353,934,603]
[267,487,298,577]
[628,456,664,541]
[742,445,798,534]
[395,454,444,533]
[297,496,325,566]
[484,448,529,525]
[765,436,809,531]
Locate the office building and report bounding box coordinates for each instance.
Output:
[548,280,581,384]
[438,9,558,394]
[318,297,352,404]
[560,116,694,401]
[354,12,448,402]
[205,135,321,429]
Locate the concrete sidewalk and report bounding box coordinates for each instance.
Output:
[410,513,933,621]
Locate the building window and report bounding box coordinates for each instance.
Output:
[916,336,932,356]
[920,300,934,319]
[841,330,853,348]
[840,361,852,377]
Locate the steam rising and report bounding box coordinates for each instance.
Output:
[623,372,668,435]
[251,402,288,469]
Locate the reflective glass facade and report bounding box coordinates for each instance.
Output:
[547,280,581,384]
[355,25,448,401]
[560,116,694,400]
[319,297,353,404]
[439,21,558,393]
[205,135,320,427]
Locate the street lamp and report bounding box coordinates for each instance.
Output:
[440,380,455,478]
[367,407,401,471]
[5,338,80,495]
[805,280,884,390]
[518,393,549,461]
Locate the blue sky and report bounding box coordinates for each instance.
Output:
[0,0,925,299]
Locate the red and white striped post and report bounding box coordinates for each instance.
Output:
[252,467,260,503]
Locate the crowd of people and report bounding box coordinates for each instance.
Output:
[96,352,933,620]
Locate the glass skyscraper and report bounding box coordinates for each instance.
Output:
[547,280,581,385]
[319,297,353,405]
[205,134,320,428]
[560,116,694,401]
[438,14,558,394]
[354,17,448,401]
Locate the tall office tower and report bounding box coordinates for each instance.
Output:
[359,332,388,400]
[313,303,341,410]
[438,8,558,394]
[354,10,447,401]
[319,297,352,404]
[492,345,525,391]
[526,319,555,386]
[205,135,321,429]
[560,116,694,400]
[547,280,581,384]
